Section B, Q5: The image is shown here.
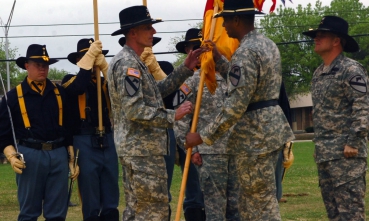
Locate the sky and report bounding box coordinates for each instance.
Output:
[0,0,367,75]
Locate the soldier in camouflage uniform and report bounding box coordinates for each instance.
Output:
[185,0,294,220]
[107,5,203,221]
[303,16,368,221]
[175,28,239,221]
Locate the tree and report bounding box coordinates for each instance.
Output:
[0,40,22,94]
[170,22,203,67]
[259,0,369,97]
[15,67,69,85]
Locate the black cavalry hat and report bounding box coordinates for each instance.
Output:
[119,36,161,47]
[67,38,109,64]
[214,0,264,18]
[16,44,58,70]
[302,16,359,53]
[175,28,202,54]
[111,5,162,36]
[158,61,174,76]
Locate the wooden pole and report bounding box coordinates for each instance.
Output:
[143,0,147,6]
[174,3,219,221]
[93,0,104,136]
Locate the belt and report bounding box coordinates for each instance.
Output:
[76,127,112,135]
[246,99,278,112]
[19,139,64,151]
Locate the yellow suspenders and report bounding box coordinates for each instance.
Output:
[62,76,111,120]
[16,83,63,128]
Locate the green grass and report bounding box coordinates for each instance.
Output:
[0,141,368,220]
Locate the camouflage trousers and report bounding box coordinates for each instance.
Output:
[121,156,169,221]
[317,157,367,221]
[235,149,281,221]
[196,154,239,221]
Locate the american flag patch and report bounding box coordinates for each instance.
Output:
[127,68,141,78]
[180,83,191,95]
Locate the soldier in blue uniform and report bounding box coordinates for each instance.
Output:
[0,44,78,221]
[62,38,119,221]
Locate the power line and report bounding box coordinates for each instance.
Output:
[1,34,368,62]
[0,8,367,29]
[0,19,204,28]
[0,31,186,38]
[2,21,369,39]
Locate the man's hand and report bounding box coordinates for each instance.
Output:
[94,54,109,79]
[191,152,202,166]
[175,101,193,121]
[203,40,221,62]
[140,47,166,80]
[185,132,203,147]
[67,146,80,181]
[344,145,358,158]
[77,40,103,70]
[3,145,25,174]
[283,142,294,169]
[184,48,205,70]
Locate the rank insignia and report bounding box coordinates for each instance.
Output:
[349,75,367,93]
[229,65,241,86]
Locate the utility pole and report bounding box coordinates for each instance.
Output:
[1,0,16,91]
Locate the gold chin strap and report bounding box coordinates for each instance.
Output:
[16,83,63,128]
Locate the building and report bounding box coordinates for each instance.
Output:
[290,93,313,132]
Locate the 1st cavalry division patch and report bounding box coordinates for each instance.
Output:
[349,74,367,93]
[125,68,141,96]
[172,83,191,108]
[229,65,241,86]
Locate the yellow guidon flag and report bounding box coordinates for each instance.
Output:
[200,0,239,94]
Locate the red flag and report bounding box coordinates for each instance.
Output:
[201,0,239,94]
[255,0,278,13]
[254,0,266,12]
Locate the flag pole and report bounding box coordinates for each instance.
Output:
[175,3,219,221]
[93,0,104,137]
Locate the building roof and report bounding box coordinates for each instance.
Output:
[290,93,312,108]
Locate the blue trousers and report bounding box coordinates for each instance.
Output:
[164,129,176,203]
[16,145,69,221]
[74,133,119,220]
[275,150,284,201]
[178,147,204,211]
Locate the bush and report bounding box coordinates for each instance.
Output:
[305,127,314,133]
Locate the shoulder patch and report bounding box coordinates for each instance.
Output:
[172,89,187,108]
[349,75,367,93]
[127,68,141,78]
[124,76,141,96]
[180,83,192,95]
[229,65,241,87]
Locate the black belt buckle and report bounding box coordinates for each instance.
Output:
[91,134,109,149]
[42,142,53,150]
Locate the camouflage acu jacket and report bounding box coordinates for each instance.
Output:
[311,54,369,163]
[107,45,193,157]
[174,70,231,155]
[199,30,294,155]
